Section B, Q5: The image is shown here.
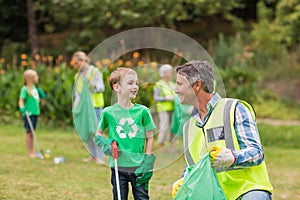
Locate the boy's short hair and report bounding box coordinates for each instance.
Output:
[109,67,137,90]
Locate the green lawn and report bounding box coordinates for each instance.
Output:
[0,123,300,200]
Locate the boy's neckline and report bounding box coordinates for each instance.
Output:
[116,102,134,110]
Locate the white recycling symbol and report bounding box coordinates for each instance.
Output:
[32,88,39,100]
[116,118,138,139]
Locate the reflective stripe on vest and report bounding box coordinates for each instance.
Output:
[183,99,235,166]
[224,99,235,150]
[183,98,273,200]
[155,80,175,112]
[75,68,104,108]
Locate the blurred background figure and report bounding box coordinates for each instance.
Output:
[18,69,46,158]
[72,51,105,164]
[171,96,194,137]
[154,64,176,150]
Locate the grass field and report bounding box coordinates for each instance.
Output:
[0,123,300,200]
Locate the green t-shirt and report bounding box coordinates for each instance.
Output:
[99,103,156,167]
[19,86,40,115]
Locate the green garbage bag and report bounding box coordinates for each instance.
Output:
[171,96,192,136]
[72,80,98,142]
[175,153,226,200]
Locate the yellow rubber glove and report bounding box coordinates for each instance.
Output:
[210,146,222,161]
[210,146,235,169]
[172,178,184,199]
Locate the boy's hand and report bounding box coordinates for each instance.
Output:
[37,88,46,99]
[19,107,26,116]
[135,154,156,190]
[95,135,113,156]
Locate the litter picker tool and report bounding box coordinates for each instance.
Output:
[112,141,121,200]
[25,111,44,159]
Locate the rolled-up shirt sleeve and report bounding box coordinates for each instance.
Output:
[232,102,264,167]
[153,87,166,102]
[181,164,188,179]
[91,70,105,93]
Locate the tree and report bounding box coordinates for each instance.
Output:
[27,0,39,58]
[1,0,244,54]
[45,0,243,52]
[252,0,300,49]
[275,0,300,46]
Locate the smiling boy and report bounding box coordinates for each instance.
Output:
[95,67,156,200]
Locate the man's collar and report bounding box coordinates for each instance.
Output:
[191,92,221,117]
[207,92,221,110]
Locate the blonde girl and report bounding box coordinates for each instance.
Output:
[18,69,46,158]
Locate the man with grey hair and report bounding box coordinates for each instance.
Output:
[171,60,273,200]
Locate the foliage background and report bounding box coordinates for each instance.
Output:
[0,0,300,125]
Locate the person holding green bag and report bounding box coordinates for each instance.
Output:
[19,69,46,158]
[95,67,156,200]
[72,51,105,164]
[172,60,273,200]
[153,64,176,150]
[170,95,193,137]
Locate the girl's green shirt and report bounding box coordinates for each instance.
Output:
[19,86,40,115]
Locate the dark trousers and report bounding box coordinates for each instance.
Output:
[23,115,38,133]
[111,168,149,200]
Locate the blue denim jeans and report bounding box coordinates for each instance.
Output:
[87,108,104,159]
[111,168,149,200]
[94,108,103,122]
[241,190,272,200]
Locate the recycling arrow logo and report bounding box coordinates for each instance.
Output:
[116,118,138,139]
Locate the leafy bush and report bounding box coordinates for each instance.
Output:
[0,63,76,126]
[209,33,262,102]
[0,66,23,122]
[1,37,299,127]
[220,66,261,102]
[0,53,164,127]
[37,64,76,126]
[250,1,287,66]
[210,33,253,69]
[254,100,300,120]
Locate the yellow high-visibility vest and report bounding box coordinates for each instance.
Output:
[75,67,104,108]
[183,98,273,200]
[155,80,175,112]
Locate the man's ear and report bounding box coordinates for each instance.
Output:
[113,83,121,93]
[192,80,202,93]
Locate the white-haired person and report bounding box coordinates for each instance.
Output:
[153,64,176,150]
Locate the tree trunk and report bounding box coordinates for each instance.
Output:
[27,0,39,58]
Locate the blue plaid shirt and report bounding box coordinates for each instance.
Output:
[191,93,264,167]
